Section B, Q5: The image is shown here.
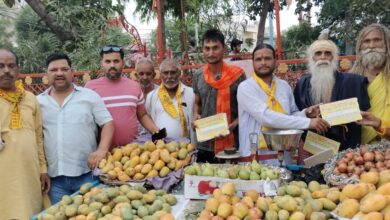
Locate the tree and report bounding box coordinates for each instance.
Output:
[304,0,390,54]
[281,22,320,59]
[4,0,127,42]
[8,2,131,73]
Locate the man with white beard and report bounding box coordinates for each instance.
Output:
[294,35,370,155]
[351,24,390,144]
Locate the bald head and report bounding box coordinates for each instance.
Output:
[0,49,19,91]
[135,58,156,88]
[159,59,180,91]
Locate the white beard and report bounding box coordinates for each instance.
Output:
[360,48,387,70]
[308,59,338,104]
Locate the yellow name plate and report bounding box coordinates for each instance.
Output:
[320,98,362,126]
[195,113,230,142]
[304,131,340,155]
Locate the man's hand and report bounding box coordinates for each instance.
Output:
[309,118,330,134]
[192,114,201,129]
[357,111,381,129]
[88,149,108,170]
[40,173,51,194]
[305,104,321,118]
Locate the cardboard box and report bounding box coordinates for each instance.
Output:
[184,174,279,199]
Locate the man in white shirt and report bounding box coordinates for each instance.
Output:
[237,44,329,163]
[37,53,114,204]
[145,59,195,142]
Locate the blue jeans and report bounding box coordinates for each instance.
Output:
[49,172,97,204]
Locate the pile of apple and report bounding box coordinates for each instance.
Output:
[333,145,390,178]
[184,160,279,180]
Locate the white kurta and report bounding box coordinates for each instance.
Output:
[237,77,310,158]
[145,83,195,143]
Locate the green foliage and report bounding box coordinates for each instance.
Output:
[0,17,15,49]
[245,37,255,48]
[281,22,321,59]
[9,1,131,73]
[309,0,390,53]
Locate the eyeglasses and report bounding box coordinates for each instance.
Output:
[101,46,122,53]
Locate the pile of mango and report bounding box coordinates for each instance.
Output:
[197,182,265,220]
[197,180,341,220]
[37,182,177,220]
[334,170,390,220]
[184,160,279,180]
[99,140,195,181]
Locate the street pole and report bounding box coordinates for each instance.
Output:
[274,0,283,60]
[156,0,164,63]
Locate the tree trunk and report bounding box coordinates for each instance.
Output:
[256,0,270,45]
[25,0,74,42]
[344,5,354,55]
[161,0,166,52]
[179,0,188,59]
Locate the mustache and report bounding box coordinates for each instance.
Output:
[360,48,386,55]
[315,60,331,66]
[0,73,14,79]
[109,67,118,72]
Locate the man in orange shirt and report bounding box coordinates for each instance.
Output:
[192,29,246,162]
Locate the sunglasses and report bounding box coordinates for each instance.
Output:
[101,46,122,53]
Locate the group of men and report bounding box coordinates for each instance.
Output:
[0,23,389,218]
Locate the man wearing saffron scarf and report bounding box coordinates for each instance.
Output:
[146,59,195,142]
[294,34,370,161]
[237,44,330,164]
[0,49,50,219]
[351,24,390,144]
[192,29,246,162]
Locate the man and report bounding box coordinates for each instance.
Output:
[193,29,246,162]
[0,49,50,218]
[351,24,390,144]
[230,38,243,61]
[294,35,370,153]
[146,59,195,142]
[237,44,329,161]
[85,45,160,147]
[135,58,158,96]
[37,53,114,204]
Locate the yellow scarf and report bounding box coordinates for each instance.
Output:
[253,73,286,148]
[362,73,390,143]
[0,80,26,129]
[157,83,188,136]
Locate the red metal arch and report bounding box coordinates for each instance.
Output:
[108,15,147,57]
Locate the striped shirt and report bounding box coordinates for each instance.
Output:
[85,77,145,147]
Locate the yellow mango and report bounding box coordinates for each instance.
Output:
[338,199,360,218]
[341,183,369,200]
[118,174,131,181]
[129,156,140,168]
[378,183,390,196]
[141,164,152,175]
[134,164,143,173]
[133,173,145,180]
[153,160,165,171]
[187,143,195,152]
[124,167,135,177]
[175,160,184,171]
[130,148,141,157]
[361,212,383,220]
[360,193,387,213]
[360,171,380,185]
[160,149,172,163]
[147,169,158,178]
